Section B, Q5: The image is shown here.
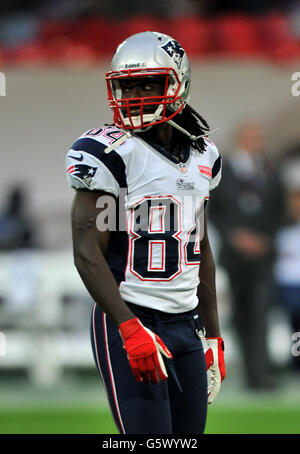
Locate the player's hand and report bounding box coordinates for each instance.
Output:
[206,337,226,404]
[119,317,172,384]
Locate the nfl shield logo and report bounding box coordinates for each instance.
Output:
[178,163,187,174]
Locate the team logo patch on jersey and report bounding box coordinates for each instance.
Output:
[161,40,185,70]
[67,164,97,187]
[198,165,212,178]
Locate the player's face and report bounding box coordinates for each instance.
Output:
[238,123,265,154]
[117,76,165,118]
[119,76,164,99]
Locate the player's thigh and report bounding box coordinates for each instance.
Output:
[90,304,172,434]
[168,348,208,434]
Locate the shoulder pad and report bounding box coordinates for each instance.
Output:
[77,126,131,153]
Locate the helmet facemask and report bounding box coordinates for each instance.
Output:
[106,68,185,131]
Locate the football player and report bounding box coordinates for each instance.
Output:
[66,31,225,434]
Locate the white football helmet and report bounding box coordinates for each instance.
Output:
[106,31,191,131]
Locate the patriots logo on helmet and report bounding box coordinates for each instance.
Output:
[161,40,185,70]
[67,163,97,187]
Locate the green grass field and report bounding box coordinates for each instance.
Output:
[1,375,299,435]
[0,402,299,434]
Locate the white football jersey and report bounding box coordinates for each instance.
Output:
[66,125,222,313]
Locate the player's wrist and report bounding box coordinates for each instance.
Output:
[206,337,224,347]
[113,304,137,328]
[119,317,143,341]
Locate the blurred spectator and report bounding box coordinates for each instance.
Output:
[275,158,300,373]
[0,12,39,48]
[0,185,37,251]
[0,185,39,315]
[209,121,286,390]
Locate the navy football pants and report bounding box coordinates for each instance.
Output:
[90,302,208,434]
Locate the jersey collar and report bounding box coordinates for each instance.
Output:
[139,137,191,165]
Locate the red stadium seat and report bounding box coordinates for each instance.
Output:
[171,17,213,56]
[259,13,300,60]
[1,13,300,65]
[216,15,262,56]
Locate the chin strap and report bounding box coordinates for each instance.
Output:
[104,115,218,153]
[167,118,218,141]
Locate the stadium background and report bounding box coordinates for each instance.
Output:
[0,0,300,434]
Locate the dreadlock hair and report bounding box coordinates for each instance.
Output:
[105,104,210,154]
[168,104,210,153]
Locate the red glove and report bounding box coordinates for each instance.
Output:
[119,318,172,384]
[206,337,226,404]
[205,346,214,370]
